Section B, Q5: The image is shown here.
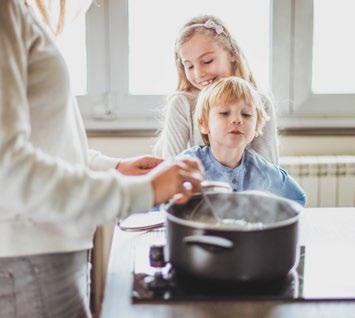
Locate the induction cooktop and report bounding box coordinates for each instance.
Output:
[131,229,355,302]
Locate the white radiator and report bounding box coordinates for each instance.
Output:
[280,156,355,207]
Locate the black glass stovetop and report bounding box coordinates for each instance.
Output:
[131,230,355,303]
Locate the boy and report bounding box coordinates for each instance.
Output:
[179,77,306,206]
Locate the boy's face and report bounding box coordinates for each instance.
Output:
[201,100,257,151]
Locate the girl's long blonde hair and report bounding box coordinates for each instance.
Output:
[175,15,257,92]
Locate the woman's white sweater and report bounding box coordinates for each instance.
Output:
[0,0,153,257]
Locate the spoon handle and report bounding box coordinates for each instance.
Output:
[201,189,220,223]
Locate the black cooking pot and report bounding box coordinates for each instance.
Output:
[163,191,302,282]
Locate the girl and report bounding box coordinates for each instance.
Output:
[154,15,279,164]
[180,77,306,206]
[0,1,203,317]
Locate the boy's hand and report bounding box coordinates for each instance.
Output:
[150,158,204,205]
[116,155,164,175]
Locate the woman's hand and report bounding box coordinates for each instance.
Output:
[150,157,204,205]
[116,155,164,175]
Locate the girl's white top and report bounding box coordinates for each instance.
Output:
[154,91,279,164]
[0,0,153,257]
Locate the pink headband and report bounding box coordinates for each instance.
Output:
[189,19,225,35]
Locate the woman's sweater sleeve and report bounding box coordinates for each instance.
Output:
[250,94,280,164]
[153,94,192,159]
[0,1,153,225]
[87,149,120,171]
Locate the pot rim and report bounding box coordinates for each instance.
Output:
[163,192,303,232]
[164,209,300,231]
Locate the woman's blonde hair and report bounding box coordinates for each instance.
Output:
[195,77,269,146]
[175,15,257,92]
[25,0,66,35]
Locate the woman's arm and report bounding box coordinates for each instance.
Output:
[0,1,203,226]
[250,94,279,164]
[0,1,153,225]
[153,93,193,159]
[87,149,120,170]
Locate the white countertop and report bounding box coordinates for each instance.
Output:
[101,207,355,318]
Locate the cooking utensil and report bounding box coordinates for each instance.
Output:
[188,180,232,223]
[199,180,233,194]
[163,191,302,282]
[119,211,165,232]
[119,181,232,232]
[191,186,221,224]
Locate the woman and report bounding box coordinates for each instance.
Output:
[0,1,203,317]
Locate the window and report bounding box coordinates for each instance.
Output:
[56,14,87,96]
[273,0,355,129]
[76,0,355,130]
[80,0,271,129]
[312,0,355,94]
[129,0,270,95]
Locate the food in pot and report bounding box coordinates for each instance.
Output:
[221,218,264,229]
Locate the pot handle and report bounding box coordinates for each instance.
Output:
[183,235,234,250]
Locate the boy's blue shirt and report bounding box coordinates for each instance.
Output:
[179,145,306,206]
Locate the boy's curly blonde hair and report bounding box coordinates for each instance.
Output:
[195,77,270,146]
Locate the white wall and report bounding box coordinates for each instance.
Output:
[278,136,355,156]
[88,136,355,158]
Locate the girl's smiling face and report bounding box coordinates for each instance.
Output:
[179,33,235,91]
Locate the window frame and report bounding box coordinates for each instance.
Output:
[76,2,109,121]
[79,0,355,131]
[79,0,165,130]
[272,0,355,129]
